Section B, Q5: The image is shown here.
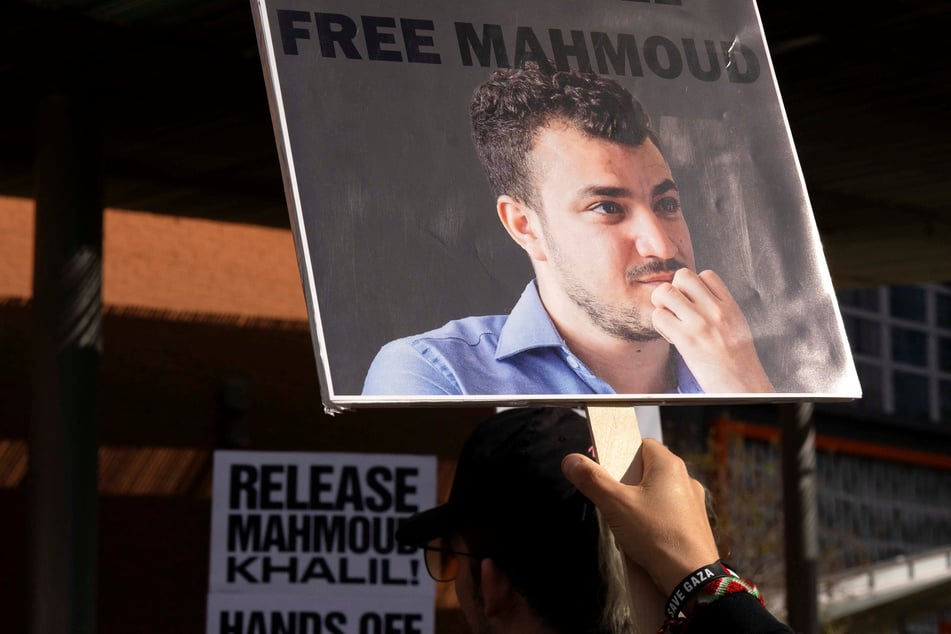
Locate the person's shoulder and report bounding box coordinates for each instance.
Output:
[361,313,508,396]
[375,312,510,357]
[410,313,508,345]
[362,336,454,395]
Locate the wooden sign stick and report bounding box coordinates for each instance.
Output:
[586,405,666,634]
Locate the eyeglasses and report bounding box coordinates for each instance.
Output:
[420,537,481,582]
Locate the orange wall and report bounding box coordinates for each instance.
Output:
[1,194,306,321]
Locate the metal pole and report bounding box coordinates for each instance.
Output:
[781,402,819,634]
[29,92,103,634]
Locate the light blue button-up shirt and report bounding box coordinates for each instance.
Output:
[361,281,703,396]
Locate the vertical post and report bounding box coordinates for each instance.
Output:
[781,402,818,634]
[29,92,103,634]
[586,405,666,634]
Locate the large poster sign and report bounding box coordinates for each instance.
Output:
[206,593,434,634]
[251,0,861,407]
[210,451,435,594]
[209,451,436,634]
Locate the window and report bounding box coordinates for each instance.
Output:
[891,327,927,367]
[854,362,884,412]
[838,287,880,312]
[940,337,951,373]
[941,381,951,421]
[890,286,927,322]
[844,316,881,356]
[937,293,951,329]
[892,372,930,420]
[838,283,951,424]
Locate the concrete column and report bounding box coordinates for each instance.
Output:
[781,402,819,634]
[29,92,103,634]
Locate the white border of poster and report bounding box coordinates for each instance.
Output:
[251,0,861,408]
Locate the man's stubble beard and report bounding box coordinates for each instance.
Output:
[561,271,659,343]
[547,238,686,344]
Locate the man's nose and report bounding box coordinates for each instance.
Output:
[628,210,678,259]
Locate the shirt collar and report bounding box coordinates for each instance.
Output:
[495,281,564,360]
[496,280,703,395]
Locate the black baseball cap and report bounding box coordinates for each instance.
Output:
[396,407,607,631]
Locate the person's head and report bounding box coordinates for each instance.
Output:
[396,408,628,633]
[470,64,695,343]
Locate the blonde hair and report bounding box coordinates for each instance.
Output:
[596,508,638,634]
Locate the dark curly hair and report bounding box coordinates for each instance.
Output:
[470,63,658,209]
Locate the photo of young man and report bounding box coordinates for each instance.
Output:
[363,63,774,396]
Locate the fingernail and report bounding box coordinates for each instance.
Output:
[562,454,584,477]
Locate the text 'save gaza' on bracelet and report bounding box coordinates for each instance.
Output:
[658,562,767,634]
[664,560,732,619]
[663,560,765,620]
[657,561,768,634]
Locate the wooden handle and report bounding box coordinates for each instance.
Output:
[586,404,644,482]
[586,405,666,634]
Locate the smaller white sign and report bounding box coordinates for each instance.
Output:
[210,451,437,598]
[207,593,434,634]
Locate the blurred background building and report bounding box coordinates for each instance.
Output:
[676,282,951,633]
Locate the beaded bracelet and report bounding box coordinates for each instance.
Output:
[656,562,766,634]
[695,564,764,610]
[664,560,732,619]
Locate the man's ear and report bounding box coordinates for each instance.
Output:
[497,195,547,262]
[479,558,522,619]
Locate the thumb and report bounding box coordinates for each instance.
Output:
[561,453,629,514]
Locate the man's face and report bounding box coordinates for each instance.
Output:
[528,122,696,342]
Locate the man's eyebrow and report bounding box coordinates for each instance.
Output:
[578,185,632,199]
[577,180,678,200]
[653,179,678,196]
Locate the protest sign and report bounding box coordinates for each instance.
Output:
[209,451,436,597]
[207,593,433,634]
[251,0,860,407]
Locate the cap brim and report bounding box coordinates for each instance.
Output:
[395,504,454,548]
